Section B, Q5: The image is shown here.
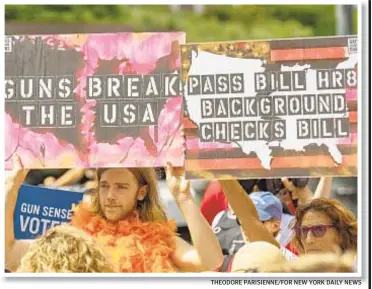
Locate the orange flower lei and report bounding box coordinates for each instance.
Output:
[70,202,178,273]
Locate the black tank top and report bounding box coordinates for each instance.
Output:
[213,210,245,256]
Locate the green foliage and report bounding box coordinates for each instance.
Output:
[5,4,357,40]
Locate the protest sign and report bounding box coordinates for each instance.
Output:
[181,36,358,179]
[14,185,83,240]
[5,32,185,169]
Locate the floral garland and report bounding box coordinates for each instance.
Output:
[70,202,178,273]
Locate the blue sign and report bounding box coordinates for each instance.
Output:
[14,185,83,240]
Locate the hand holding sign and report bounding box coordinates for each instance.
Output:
[14,185,83,240]
[281,178,295,192]
[165,162,191,204]
[6,155,29,189]
[281,177,313,207]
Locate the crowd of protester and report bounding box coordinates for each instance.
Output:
[5,155,358,273]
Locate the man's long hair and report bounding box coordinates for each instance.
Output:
[90,168,167,222]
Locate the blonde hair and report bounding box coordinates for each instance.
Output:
[17,225,114,273]
[293,198,357,254]
[91,168,167,222]
[231,242,286,273]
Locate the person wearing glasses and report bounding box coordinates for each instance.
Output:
[204,177,333,258]
[292,198,357,255]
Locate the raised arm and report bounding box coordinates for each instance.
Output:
[219,179,280,248]
[281,178,312,206]
[282,177,333,206]
[313,177,333,200]
[46,169,86,187]
[165,163,223,272]
[5,156,32,272]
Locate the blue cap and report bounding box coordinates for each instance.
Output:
[249,191,283,221]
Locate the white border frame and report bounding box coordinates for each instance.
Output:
[1,0,366,280]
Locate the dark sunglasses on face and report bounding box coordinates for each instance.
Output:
[295,224,335,238]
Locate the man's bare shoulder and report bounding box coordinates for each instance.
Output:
[5,240,32,272]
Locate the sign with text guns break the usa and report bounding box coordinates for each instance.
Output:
[5,32,185,169]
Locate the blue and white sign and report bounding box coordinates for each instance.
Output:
[14,185,83,240]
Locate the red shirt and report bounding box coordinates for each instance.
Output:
[200,181,228,225]
[286,242,299,256]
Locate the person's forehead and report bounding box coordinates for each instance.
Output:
[301,210,332,226]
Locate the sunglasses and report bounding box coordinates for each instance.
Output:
[295,224,335,238]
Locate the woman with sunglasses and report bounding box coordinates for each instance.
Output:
[292,198,357,255]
